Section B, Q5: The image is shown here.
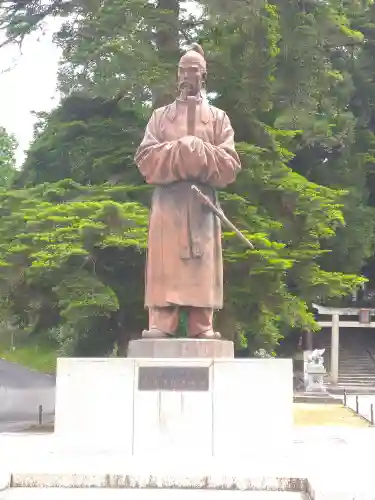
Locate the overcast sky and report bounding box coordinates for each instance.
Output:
[0,20,62,165]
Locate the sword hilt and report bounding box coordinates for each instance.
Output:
[186,96,197,136]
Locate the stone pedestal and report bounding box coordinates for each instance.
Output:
[128,338,234,358]
[54,356,293,458]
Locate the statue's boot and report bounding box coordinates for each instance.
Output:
[142,328,174,339]
[145,307,179,338]
[194,330,221,339]
[186,307,220,339]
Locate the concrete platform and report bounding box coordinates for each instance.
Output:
[127,339,234,358]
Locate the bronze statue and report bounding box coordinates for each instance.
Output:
[134,43,241,339]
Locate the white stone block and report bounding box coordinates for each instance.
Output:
[54,357,293,457]
[54,358,135,452]
[0,471,10,491]
[213,359,293,456]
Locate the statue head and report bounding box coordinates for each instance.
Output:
[309,349,325,365]
[178,43,207,98]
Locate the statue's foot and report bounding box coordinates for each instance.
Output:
[192,330,221,339]
[142,328,174,339]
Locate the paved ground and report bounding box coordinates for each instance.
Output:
[0,427,373,483]
[0,359,54,389]
[0,491,306,500]
[0,359,55,432]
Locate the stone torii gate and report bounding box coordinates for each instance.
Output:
[312,303,375,384]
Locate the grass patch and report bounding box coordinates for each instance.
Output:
[0,343,57,374]
[294,403,370,427]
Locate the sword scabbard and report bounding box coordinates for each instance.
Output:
[191,185,255,250]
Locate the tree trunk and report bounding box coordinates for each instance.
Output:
[153,0,181,108]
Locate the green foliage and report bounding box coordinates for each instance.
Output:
[0,179,148,355]
[0,0,74,47]
[0,126,17,187]
[201,0,368,347]
[17,95,147,187]
[55,0,192,105]
[219,141,363,348]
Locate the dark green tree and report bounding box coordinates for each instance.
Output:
[0,126,17,187]
[0,0,369,355]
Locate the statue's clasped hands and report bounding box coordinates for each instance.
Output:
[178,135,205,154]
[176,136,206,178]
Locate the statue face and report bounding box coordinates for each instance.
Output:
[178,64,203,97]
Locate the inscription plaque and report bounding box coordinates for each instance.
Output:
[138,366,209,391]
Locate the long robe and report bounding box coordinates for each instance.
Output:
[134,97,241,309]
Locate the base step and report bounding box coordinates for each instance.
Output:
[293,392,338,404]
[328,386,375,394]
[1,490,307,500]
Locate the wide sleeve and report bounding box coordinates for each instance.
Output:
[134,111,182,185]
[198,112,241,188]
[135,109,241,188]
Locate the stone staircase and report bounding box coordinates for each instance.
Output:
[318,329,375,392]
[337,348,375,389]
